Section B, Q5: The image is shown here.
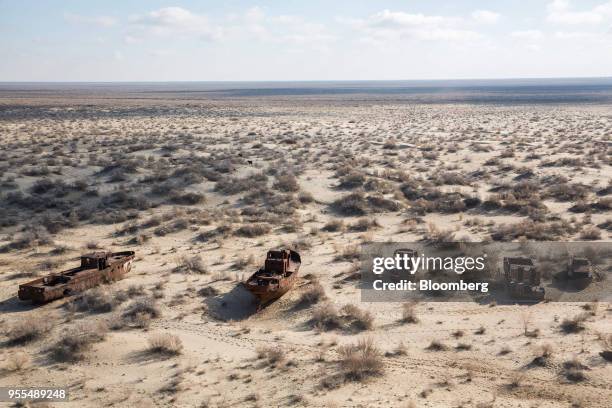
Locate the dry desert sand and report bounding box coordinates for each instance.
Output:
[0,89,611,407]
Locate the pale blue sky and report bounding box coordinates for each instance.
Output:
[1,0,611,81]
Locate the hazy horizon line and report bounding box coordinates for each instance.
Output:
[1,76,612,85]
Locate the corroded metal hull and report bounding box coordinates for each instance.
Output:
[245,249,301,305]
[18,251,135,303]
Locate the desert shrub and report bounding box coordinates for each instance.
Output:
[332,192,368,216]
[491,220,574,241]
[425,223,456,243]
[126,285,146,297]
[311,303,342,331]
[175,255,208,274]
[71,287,124,313]
[508,371,525,388]
[233,253,254,269]
[367,195,401,212]
[426,340,448,351]
[102,190,151,211]
[593,197,612,211]
[599,334,612,361]
[341,304,373,331]
[432,172,469,186]
[322,220,344,232]
[5,351,30,371]
[560,313,588,333]
[546,183,590,202]
[234,223,271,237]
[400,301,419,324]
[297,282,326,307]
[169,191,205,205]
[349,218,379,232]
[215,172,267,195]
[7,318,51,345]
[148,333,183,356]
[29,178,68,195]
[563,358,587,382]
[338,337,384,380]
[198,286,219,297]
[273,173,299,192]
[122,297,161,327]
[86,241,101,249]
[50,322,107,362]
[298,191,314,203]
[338,171,366,189]
[383,139,397,149]
[334,245,360,262]
[580,226,602,240]
[256,346,285,366]
[3,227,53,251]
[530,344,554,366]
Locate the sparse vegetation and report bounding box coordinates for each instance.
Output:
[400,300,419,324]
[148,333,183,356]
[311,303,373,332]
[560,313,588,334]
[50,322,107,362]
[175,255,208,274]
[256,346,285,366]
[338,337,384,380]
[7,318,51,345]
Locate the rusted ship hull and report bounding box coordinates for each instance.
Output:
[246,273,298,304]
[507,283,545,301]
[18,251,135,303]
[245,249,301,305]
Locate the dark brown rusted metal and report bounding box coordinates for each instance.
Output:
[503,257,545,301]
[18,251,135,303]
[245,249,301,305]
[565,256,594,289]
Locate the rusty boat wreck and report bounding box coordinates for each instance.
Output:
[563,256,595,290]
[18,251,135,303]
[502,256,545,301]
[245,249,301,306]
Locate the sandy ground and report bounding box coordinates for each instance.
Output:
[0,94,610,407]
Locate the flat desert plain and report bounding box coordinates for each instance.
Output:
[0,90,610,407]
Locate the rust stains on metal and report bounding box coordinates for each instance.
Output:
[503,256,545,301]
[564,256,594,289]
[245,249,301,306]
[18,251,135,303]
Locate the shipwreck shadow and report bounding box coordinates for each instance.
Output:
[0,295,39,314]
[204,283,258,321]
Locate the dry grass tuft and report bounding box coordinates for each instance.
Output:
[50,322,107,362]
[338,337,384,381]
[148,333,183,356]
[297,281,326,307]
[426,340,448,351]
[311,303,373,332]
[175,255,208,274]
[71,287,126,313]
[256,346,285,366]
[5,351,30,371]
[122,297,161,327]
[400,300,419,324]
[560,313,588,334]
[7,317,51,345]
[599,333,612,362]
[563,358,588,382]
